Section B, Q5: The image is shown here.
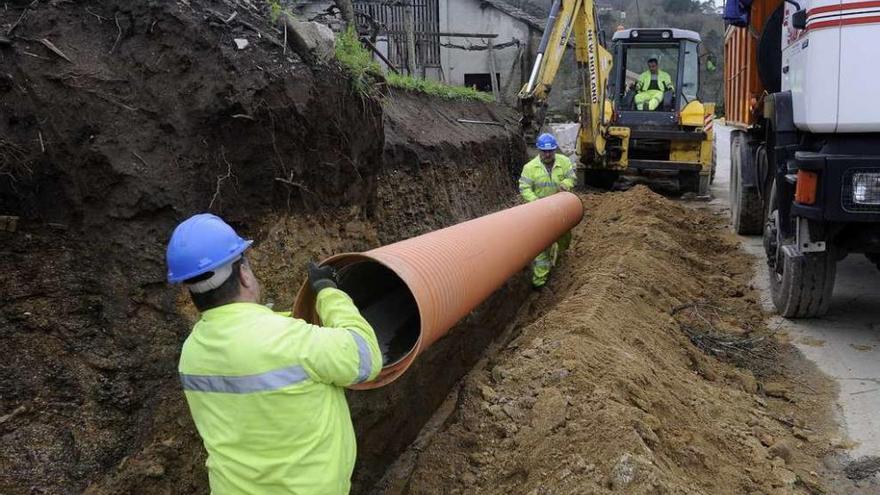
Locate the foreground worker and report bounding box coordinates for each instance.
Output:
[166,213,382,494]
[635,57,673,111]
[518,133,576,287]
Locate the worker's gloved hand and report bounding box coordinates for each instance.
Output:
[307,262,337,293]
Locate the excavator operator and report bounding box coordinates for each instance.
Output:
[634,58,673,111]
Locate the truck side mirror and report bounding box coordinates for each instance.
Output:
[792,10,807,30]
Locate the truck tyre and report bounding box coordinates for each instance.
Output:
[583,170,619,189]
[730,130,763,235]
[765,181,836,317]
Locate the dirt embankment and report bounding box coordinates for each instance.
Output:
[390,187,844,495]
[0,1,526,493]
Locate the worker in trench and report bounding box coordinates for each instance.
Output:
[634,57,673,111]
[166,213,382,494]
[518,133,576,288]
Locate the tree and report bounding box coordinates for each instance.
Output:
[662,0,700,14]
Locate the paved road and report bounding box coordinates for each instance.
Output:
[711,124,880,460]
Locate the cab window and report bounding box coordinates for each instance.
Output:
[681,41,699,109]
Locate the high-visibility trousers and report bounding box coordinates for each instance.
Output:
[635,89,663,111]
[531,231,572,287]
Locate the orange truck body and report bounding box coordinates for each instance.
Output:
[723,0,783,128]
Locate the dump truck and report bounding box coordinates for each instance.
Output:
[723,0,880,317]
[519,0,716,194]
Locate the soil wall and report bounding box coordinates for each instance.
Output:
[0,1,527,493]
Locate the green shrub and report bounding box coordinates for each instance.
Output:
[267,0,283,21]
[386,72,494,102]
[334,28,383,94]
[334,28,493,102]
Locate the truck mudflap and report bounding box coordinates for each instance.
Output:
[790,151,880,222]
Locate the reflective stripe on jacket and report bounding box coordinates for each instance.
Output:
[178,288,382,494]
[518,154,576,202]
[637,70,673,93]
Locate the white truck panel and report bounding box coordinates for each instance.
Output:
[783,0,841,133]
[838,24,880,132]
[784,0,880,133]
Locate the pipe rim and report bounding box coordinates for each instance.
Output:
[292,252,424,389]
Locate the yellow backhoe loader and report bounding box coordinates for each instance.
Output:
[519,0,715,194]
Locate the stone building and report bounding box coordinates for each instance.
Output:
[293,0,552,104]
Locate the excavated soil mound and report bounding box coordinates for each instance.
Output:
[394,186,840,495]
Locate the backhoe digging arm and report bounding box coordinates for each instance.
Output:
[518,0,614,159]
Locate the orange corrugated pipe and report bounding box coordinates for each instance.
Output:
[292,192,584,389]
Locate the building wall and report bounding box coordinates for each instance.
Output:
[438,0,535,101]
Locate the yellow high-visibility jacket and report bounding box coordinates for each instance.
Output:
[178,288,382,494]
[636,69,673,93]
[518,154,576,202]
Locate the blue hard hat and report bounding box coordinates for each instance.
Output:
[536,133,558,151]
[166,213,253,284]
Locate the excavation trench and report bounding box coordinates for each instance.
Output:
[343,272,529,493]
[0,0,529,490]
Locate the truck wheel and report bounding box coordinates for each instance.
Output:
[765,181,836,317]
[730,131,763,235]
[583,170,619,189]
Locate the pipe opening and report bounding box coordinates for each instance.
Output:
[336,260,421,366]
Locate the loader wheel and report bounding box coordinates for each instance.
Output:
[710,144,717,184]
[583,170,619,190]
[680,171,709,196]
[730,130,763,235]
[765,181,836,318]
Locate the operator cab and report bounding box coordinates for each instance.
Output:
[608,28,702,128]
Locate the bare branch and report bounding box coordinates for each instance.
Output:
[39,39,73,63]
[110,13,122,54]
[209,149,236,210]
[85,8,108,23]
[274,175,323,205]
[7,9,28,37]
[132,151,148,167]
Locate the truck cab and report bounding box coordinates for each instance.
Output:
[609,28,702,127]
